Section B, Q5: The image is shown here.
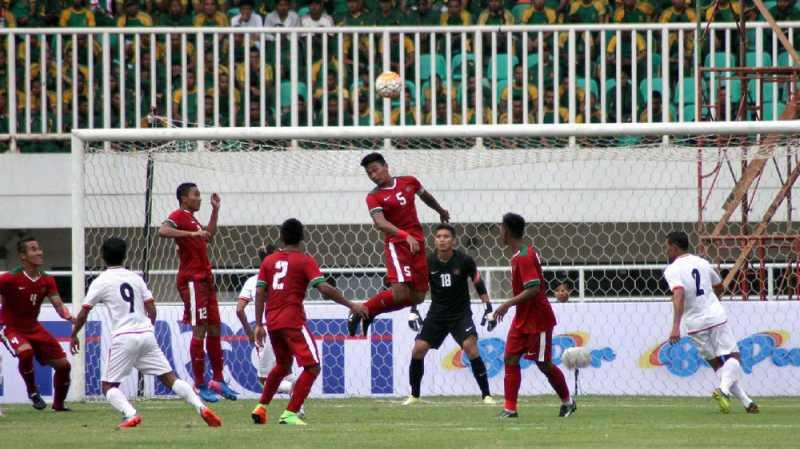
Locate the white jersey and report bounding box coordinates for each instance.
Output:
[663,254,727,334]
[238,274,259,303]
[84,267,155,336]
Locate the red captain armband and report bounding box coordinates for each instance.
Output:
[395,230,409,240]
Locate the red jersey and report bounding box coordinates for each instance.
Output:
[510,245,556,333]
[256,250,325,330]
[365,176,425,243]
[165,209,213,284]
[0,269,59,328]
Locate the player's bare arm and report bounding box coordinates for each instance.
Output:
[70,306,91,354]
[236,299,254,343]
[371,210,421,254]
[206,193,221,237]
[418,189,450,223]
[316,282,368,319]
[144,298,157,324]
[48,293,73,322]
[669,287,685,344]
[158,221,210,241]
[494,285,540,322]
[253,285,267,348]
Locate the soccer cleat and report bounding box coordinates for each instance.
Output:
[497,409,519,418]
[251,404,268,425]
[52,406,72,412]
[347,313,362,337]
[200,407,222,427]
[117,415,142,429]
[746,402,760,414]
[482,395,497,405]
[196,385,220,403]
[29,393,47,410]
[402,396,420,406]
[208,380,238,401]
[713,389,731,414]
[361,315,374,337]
[297,406,306,420]
[559,400,577,417]
[278,410,307,426]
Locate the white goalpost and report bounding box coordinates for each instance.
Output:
[69,122,800,402]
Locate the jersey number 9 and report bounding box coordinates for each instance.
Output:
[120,282,135,313]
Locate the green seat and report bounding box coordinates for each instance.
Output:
[745,51,773,68]
[703,52,736,79]
[392,80,418,107]
[639,77,664,101]
[682,103,698,122]
[673,77,704,106]
[297,5,310,16]
[511,4,530,21]
[485,53,519,81]
[778,52,795,67]
[452,53,475,80]
[419,54,447,81]
[280,81,309,106]
[646,53,662,76]
[748,79,775,103]
[577,77,599,99]
[525,53,540,69]
[762,101,786,121]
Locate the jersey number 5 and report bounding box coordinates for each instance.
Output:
[396,192,407,206]
[691,269,705,296]
[120,283,135,313]
[273,260,289,290]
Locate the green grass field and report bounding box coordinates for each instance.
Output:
[1,396,798,449]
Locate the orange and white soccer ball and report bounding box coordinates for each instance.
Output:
[375,71,402,99]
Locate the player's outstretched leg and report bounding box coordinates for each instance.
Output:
[536,361,575,417]
[462,336,494,404]
[160,372,222,427]
[280,365,319,426]
[714,354,751,414]
[252,363,292,424]
[16,348,46,410]
[206,327,238,401]
[103,383,140,428]
[50,358,72,411]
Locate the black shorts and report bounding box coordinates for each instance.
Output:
[416,313,478,350]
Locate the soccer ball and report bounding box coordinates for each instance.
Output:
[375,71,402,99]
[561,346,592,370]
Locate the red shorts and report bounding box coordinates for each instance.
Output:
[505,327,553,362]
[384,240,429,293]
[178,278,221,326]
[269,326,320,368]
[1,324,66,363]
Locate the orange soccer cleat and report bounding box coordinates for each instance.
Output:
[118,415,142,429]
[201,407,222,427]
[251,404,268,425]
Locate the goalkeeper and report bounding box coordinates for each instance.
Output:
[403,224,496,405]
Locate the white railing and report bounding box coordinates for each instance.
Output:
[21,261,799,302]
[2,22,800,151]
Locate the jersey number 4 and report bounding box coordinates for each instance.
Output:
[273,260,289,290]
[120,282,135,313]
[691,269,705,296]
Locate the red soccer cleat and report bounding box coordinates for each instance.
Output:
[201,407,222,427]
[117,415,142,429]
[251,404,268,425]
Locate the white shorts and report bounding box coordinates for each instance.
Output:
[103,331,172,383]
[252,337,297,384]
[689,322,739,360]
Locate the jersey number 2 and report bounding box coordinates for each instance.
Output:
[120,283,135,313]
[691,269,705,296]
[273,261,289,290]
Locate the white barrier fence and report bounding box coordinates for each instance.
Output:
[2,301,799,403]
[2,22,800,151]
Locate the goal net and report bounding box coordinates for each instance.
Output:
[70,122,800,402]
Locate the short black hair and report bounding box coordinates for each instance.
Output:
[176,182,197,203]
[666,231,690,251]
[434,223,456,237]
[502,212,525,239]
[240,0,254,6]
[281,218,304,245]
[101,237,128,266]
[257,243,277,260]
[557,280,572,289]
[17,236,37,254]
[360,152,386,168]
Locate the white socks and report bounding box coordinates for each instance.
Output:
[106,388,137,419]
[729,381,753,407]
[172,379,205,413]
[718,358,742,396]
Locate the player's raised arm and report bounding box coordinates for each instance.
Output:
[158,220,208,240]
[206,193,221,237]
[369,210,422,254]
[417,187,450,223]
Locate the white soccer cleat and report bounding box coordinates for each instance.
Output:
[402,396,420,406]
[482,395,497,405]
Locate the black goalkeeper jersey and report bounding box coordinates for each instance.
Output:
[427,250,479,320]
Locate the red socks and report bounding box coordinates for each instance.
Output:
[503,363,521,412]
[52,363,71,410]
[260,365,291,405]
[190,337,206,386]
[206,335,224,382]
[18,349,37,395]
[542,364,571,403]
[364,289,410,317]
[287,368,319,413]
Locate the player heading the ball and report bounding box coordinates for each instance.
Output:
[71,237,222,429]
[348,152,450,336]
[158,182,238,402]
[0,237,73,411]
[251,219,367,426]
[663,231,759,414]
[494,213,575,418]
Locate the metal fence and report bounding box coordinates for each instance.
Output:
[2,22,799,151]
